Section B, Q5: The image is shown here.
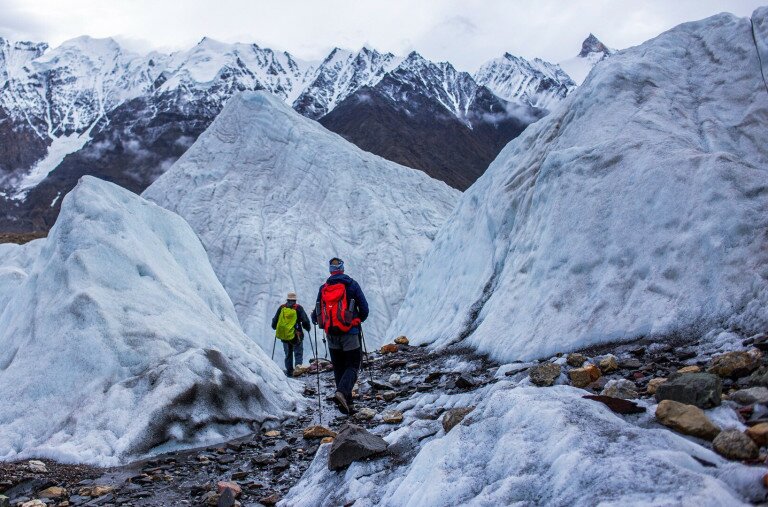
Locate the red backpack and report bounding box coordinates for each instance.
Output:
[318,283,360,334]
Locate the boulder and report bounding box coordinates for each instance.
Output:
[394,336,409,345]
[217,481,242,498]
[382,411,404,424]
[354,408,376,421]
[381,344,399,354]
[38,486,67,499]
[599,354,619,373]
[442,407,475,433]
[713,429,759,460]
[566,353,587,367]
[530,363,561,387]
[646,378,667,395]
[583,395,645,414]
[746,422,768,446]
[303,426,336,439]
[708,350,762,379]
[328,424,388,470]
[600,379,639,399]
[655,400,721,440]
[731,387,768,405]
[654,373,722,408]
[569,364,601,388]
[677,365,701,374]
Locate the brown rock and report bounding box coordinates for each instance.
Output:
[394,336,409,345]
[20,501,46,507]
[217,481,242,498]
[529,363,561,387]
[566,353,586,367]
[713,430,759,460]
[746,423,768,446]
[569,364,601,388]
[763,473,768,489]
[655,400,721,440]
[677,365,701,374]
[583,395,645,414]
[382,390,398,401]
[321,436,335,444]
[708,350,762,379]
[303,426,337,439]
[442,407,475,433]
[39,487,67,499]
[259,493,281,506]
[382,410,404,424]
[78,485,114,497]
[646,378,667,395]
[292,365,310,377]
[599,355,619,373]
[381,344,399,354]
[264,430,281,438]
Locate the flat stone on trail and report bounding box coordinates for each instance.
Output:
[583,395,645,414]
[442,407,475,433]
[713,429,759,460]
[303,425,337,439]
[655,399,721,440]
[654,372,722,408]
[328,424,388,470]
[529,363,561,387]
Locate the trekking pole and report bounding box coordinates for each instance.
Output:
[360,324,374,385]
[313,322,322,425]
[271,336,277,360]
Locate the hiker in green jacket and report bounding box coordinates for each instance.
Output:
[271,291,311,376]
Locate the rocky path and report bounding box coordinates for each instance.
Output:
[3,335,768,506]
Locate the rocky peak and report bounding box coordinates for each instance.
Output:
[579,33,613,57]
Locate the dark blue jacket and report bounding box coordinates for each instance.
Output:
[312,273,369,335]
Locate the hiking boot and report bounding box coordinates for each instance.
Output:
[334,391,350,414]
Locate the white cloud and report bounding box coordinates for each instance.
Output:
[1,0,765,71]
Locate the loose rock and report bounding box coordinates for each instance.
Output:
[708,350,762,379]
[566,353,586,367]
[292,365,310,377]
[321,437,334,444]
[382,411,404,424]
[454,374,476,389]
[569,364,601,388]
[354,408,376,421]
[731,387,768,406]
[529,363,561,387]
[217,488,236,507]
[0,496,7,507]
[646,378,667,395]
[217,481,242,498]
[382,391,398,402]
[380,344,399,354]
[655,400,721,440]
[746,423,768,446]
[677,365,701,374]
[264,430,281,438]
[599,354,619,373]
[328,424,388,470]
[583,395,645,414]
[79,485,114,497]
[394,336,409,345]
[26,460,47,473]
[442,407,475,433]
[38,486,67,499]
[600,379,638,399]
[303,426,336,439]
[713,429,759,460]
[654,373,722,408]
[20,501,45,507]
[388,374,401,385]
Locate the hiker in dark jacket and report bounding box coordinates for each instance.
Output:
[311,257,369,414]
[271,291,311,376]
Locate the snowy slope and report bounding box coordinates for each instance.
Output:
[284,383,766,506]
[474,53,576,110]
[0,176,301,466]
[389,9,768,362]
[293,47,401,119]
[559,33,616,85]
[143,91,459,354]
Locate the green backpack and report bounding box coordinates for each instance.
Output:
[275,305,298,341]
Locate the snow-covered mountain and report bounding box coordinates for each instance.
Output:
[0,176,301,466]
[293,46,401,119]
[475,52,576,109]
[0,35,572,231]
[143,91,460,354]
[389,8,768,363]
[560,33,616,84]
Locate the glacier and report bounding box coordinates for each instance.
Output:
[283,382,766,506]
[0,176,302,466]
[143,91,459,355]
[389,8,768,363]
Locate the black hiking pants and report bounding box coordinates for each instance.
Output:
[329,346,362,405]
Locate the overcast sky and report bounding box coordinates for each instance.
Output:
[1,0,765,70]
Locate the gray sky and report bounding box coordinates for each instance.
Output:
[1,0,765,70]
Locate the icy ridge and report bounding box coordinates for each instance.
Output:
[143,91,460,355]
[389,9,768,362]
[0,176,302,466]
